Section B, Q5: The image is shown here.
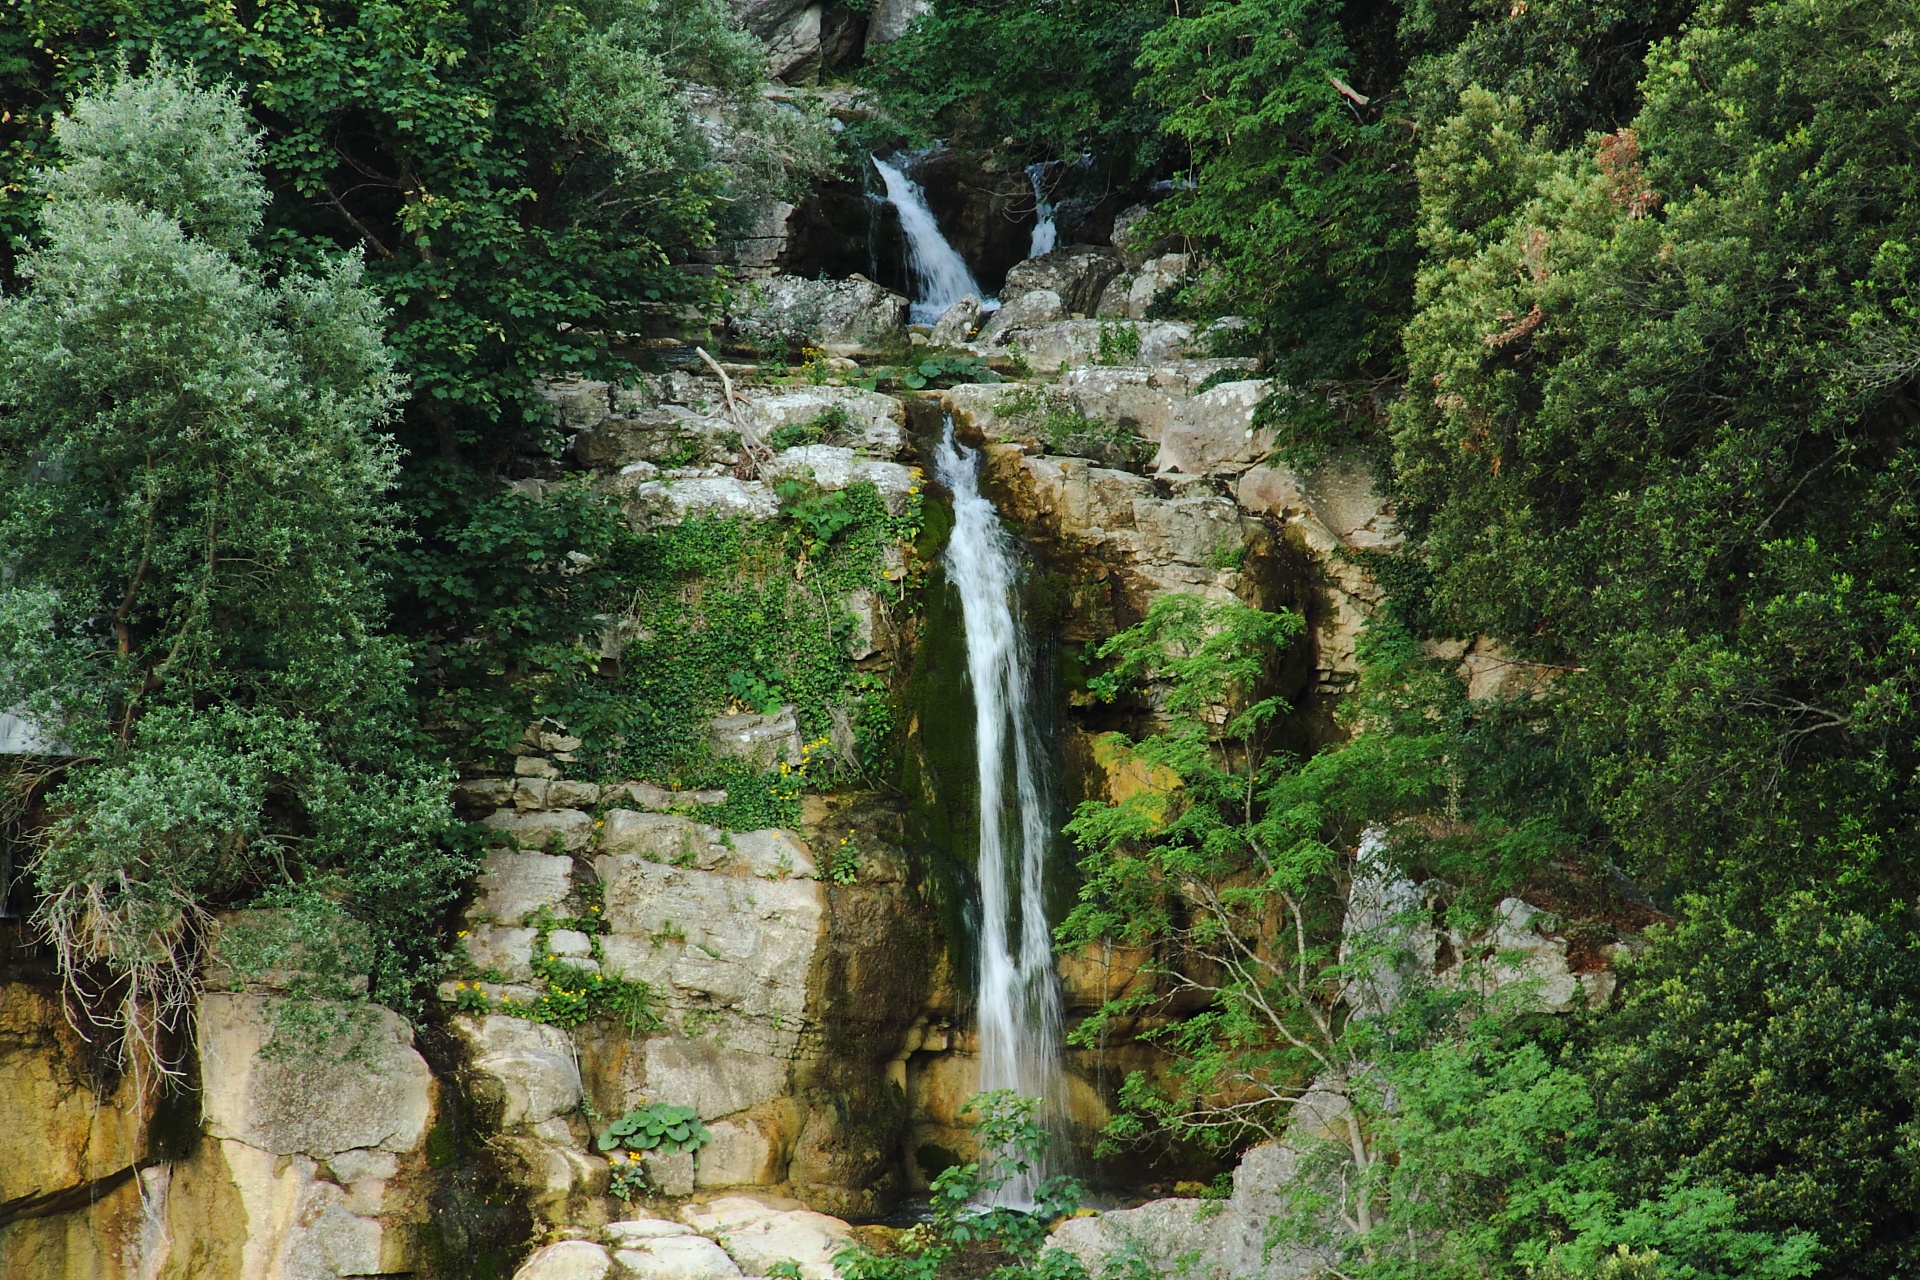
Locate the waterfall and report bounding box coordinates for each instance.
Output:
[931,419,1068,1208]
[1026,161,1057,258]
[872,155,985,326]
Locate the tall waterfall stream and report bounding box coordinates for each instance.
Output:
[932,420,1069,1208]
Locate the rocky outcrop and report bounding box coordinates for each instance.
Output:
[0,968,452,1280]
[725,276,909,357]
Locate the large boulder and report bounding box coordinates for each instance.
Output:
[727,276,909,356]
[864,0,930,44]
[999,244,1123,316]
[515,1239,614,1280]
[572,406,740,471]
[1095,252,1190,319]
[975,288,1063,347]
[614,1235,742,1279]
[740,387,906,457]
[929,293,983,345]
[710,1208,853,1279]
[707,706,805,770]
[1151,379,1274,475]
[1048,1141,1313,1280]
[454,1016,584,1128]
[984,319,1195,372]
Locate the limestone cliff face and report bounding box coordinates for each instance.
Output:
[0,310,1415,1278]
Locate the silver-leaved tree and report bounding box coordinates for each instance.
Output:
[0,64,461,1077]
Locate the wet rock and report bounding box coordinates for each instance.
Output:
[455,1016,584,1128]
[708,706,803,769]
[515,1239,614,1280]
[727,276,908,356]
[928,293,983,345]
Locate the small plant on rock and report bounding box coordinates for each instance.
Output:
[1095,321,1142,366]
[835,1091,1088,1280]
[598,1101,713,1158]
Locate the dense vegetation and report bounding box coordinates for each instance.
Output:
[869,0,1920,1275]
[5,0,1920,1275]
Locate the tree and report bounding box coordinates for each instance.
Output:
[0,64,461,1067]
[2,0,830,461]
[863,0,1174,171]
[1392,0,1920,910]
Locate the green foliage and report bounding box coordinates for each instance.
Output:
[862,0,1173,170]
[601,483,908,787]
[835,1092,1091,1280]
[1399,0,1697,145]
[597,1101,712,1155]
[778,480,865,556]
[769,405,854,450]
[1578,896,1920,1277]
[860,353,1002,391]
[387,465,636,755]
[1139,0,1417,382]
[2,0,829,458]
[1063,595,1343,1151]
[0,67,460,1048]
[456,901,662,1033]
[1095,320,1143,365]
[827,833,862,885]
[1393,0,1920,911]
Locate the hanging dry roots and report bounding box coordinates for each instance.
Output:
[34,872,209,1098]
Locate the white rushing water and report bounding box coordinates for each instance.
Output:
[931,419,1069,1208]
[872,155,985,326]
[1026,161,1057,258]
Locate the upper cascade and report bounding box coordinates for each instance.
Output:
[872,153,987,326]
[1026,160,1058,259]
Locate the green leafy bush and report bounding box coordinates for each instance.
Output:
[835,1092,1089,1280]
